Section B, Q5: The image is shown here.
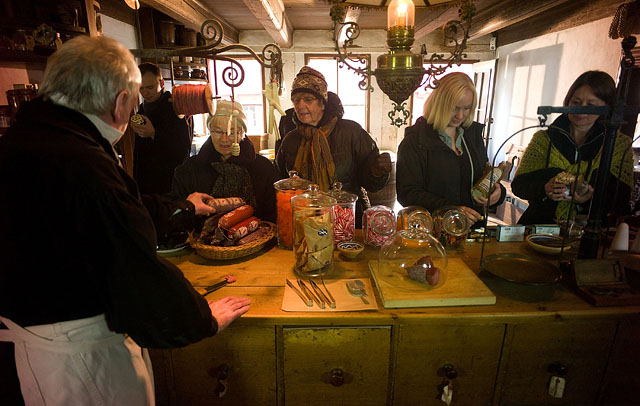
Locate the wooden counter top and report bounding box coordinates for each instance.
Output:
[164,233,640,326]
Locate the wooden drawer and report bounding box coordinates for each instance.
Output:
[598,319,640,404]
[168,325,276,406]
[393,323,505,405]
[497,320,616,406]
[283,326,391,406]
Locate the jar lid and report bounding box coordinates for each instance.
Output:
[325,181,357,203]
[291,184,337,209]
[273,170,311,191]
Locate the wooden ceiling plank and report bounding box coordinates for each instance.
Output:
[496,0,623,47]
[468,0,572,40]
[242,0,294,48]
[142,0,239,44]
[414,5,459,39]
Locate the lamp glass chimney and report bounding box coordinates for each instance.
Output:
[387,0,415,29]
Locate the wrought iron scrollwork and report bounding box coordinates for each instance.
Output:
[331,5,373,93]
[131,19,283,94]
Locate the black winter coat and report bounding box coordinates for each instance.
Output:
[0,98,217,348]
[171,136,280,223]
[134,91,191,194]
[396,117,504,214]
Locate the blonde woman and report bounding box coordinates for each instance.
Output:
[396,72,504,224]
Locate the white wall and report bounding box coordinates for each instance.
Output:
[488,17,622,163]
[101,14,138,50]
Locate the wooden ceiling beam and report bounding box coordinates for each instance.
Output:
[141,0,239,44]
[242,0,293,48]
[414,5,459,40]
[468,0,571,40]
[497,0,624,47]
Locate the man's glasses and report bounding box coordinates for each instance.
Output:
[211,129,244,138]
[291,96,317,104]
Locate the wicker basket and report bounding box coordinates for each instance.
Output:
[191,221,275,260]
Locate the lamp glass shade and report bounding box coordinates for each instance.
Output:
[387,0,415,29]
[124,0,140,10]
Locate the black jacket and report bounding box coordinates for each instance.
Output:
[171,136,280,223]
[0,98,216,348]
[134,91,191,194]
[397,117,504,214]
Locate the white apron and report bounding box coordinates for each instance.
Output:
[0,314,155,406]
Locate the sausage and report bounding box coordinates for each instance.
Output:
[206,197,245,214]
[226,216,260,241]
[198,213,223,241]
[219,205,254,229]
[236,225,269,245]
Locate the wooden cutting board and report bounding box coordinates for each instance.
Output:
[369,258,496,308]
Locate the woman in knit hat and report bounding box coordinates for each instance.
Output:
[275,66,392,227]
[170,99,280,223]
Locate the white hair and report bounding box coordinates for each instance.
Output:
[39,36,141,116]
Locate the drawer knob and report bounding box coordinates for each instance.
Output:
[443,363,458,380]
[329,368,345,386]
[547,362,568,376]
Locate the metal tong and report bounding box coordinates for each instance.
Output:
[297,279,324,309]
[286,279,312,307]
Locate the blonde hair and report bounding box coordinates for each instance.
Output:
[423,72,477,134]
[40,36,140,116]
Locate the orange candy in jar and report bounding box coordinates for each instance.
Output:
[273,171,311,249]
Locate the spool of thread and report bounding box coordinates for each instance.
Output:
[171,83,214,116]
[611,222,629,251]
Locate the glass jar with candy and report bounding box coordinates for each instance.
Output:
[273,171,311,249]
[325,181,358,244]
[363,205,396,247]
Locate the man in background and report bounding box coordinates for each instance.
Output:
[131,62,191,194]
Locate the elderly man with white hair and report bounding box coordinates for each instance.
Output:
[0,36,250,405]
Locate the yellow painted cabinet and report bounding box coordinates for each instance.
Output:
[393,323,505,405]
[165,325,277,406]
[497,320,616,405]
[282,326,392,406]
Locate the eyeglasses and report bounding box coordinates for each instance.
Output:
[291,96,317,104]
[211,129,244,138]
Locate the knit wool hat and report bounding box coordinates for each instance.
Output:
[207,99,247,132]
[291,66,328,104]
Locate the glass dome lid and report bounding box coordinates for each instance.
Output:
[378,210,447,290]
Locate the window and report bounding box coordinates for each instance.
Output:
[306,55,370,131]
[209,57,266,135]
[410,64,474,125]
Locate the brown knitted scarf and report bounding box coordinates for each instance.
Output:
[293,117,337,191]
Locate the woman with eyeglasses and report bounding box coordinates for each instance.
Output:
[275,66,392,227]
[170,100,280,223]
[396,72,505,226]
[511,70,633,225]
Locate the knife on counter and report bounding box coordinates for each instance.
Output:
[286,279,313,307]
[298,279,325,309]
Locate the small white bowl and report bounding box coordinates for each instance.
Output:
[337,241,364,259]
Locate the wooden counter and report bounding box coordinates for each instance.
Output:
[152,234,640,406]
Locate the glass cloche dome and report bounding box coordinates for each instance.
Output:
[378,210,448,290]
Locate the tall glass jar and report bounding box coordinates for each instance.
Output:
[363,205,396,247]
[273,171,311,249]
[291,185,337,277]
[326,181,358,244]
